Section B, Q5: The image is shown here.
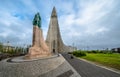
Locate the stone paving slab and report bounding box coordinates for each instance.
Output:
[39,57,81,77]
[0,54,80,77]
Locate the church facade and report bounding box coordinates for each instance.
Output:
[46,7,75,53]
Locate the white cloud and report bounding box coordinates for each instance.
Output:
[0,0,120,49]
[85,27,109,35]
[0,32,8,38]
[57,0,119,49]
[59,0,114,32]
[74,0,114,25]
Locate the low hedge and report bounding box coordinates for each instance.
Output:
[72,51,86,57]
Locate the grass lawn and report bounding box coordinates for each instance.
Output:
[81,53,120,70]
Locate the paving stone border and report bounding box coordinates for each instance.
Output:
[6,54,59,63]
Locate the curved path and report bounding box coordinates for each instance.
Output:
[62,53,120,77]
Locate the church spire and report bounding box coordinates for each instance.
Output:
[51,7,57,17]
[46,7,64,53]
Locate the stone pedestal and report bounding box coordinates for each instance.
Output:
[25,26,51,59]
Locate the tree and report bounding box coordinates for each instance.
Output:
[0,42,3,53]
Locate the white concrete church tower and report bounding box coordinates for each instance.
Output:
[46,7,65,53]
[46,7,75,53]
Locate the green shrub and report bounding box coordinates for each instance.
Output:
[86,50,113,54]
[72,50,86,57]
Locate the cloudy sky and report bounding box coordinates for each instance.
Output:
[0,0,120,50]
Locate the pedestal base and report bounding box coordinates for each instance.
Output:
[25,47,51,59]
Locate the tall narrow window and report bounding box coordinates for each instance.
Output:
[53,40,55,53]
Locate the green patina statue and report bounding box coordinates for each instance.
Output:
[33,12,41,28]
